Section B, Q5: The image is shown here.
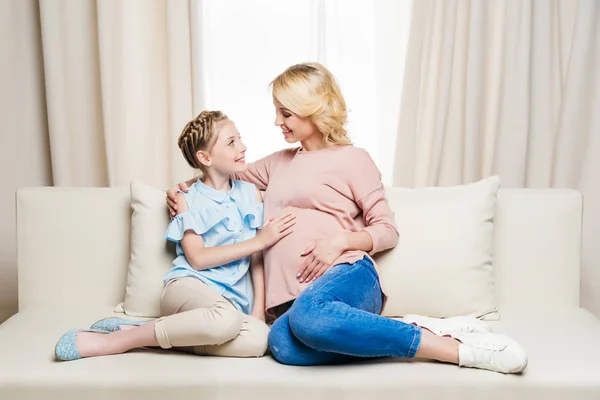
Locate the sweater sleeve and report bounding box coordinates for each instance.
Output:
[350,149,399,255]
[231,149,288,191]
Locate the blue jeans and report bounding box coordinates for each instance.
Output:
[268,257,422,365]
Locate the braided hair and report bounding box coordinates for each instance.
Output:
[177,111,229,173]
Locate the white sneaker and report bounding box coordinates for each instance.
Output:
[453,332,528,374]
[401,314,492,336]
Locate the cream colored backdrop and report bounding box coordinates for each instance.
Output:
[395,0,600,315]
[1,0,599,324]
[0,0,52,323]
[0,0,200,323]
[39,0,199,187]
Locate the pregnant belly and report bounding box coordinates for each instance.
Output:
[263,208,344,279]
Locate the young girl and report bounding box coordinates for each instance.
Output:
[54,111,295,361]
[167,63,528,374]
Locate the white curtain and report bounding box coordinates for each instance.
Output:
[38,0,412,187]
[39,0,202,188]
[395,0,600,315]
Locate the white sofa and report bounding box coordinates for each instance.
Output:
[1,186,599,399]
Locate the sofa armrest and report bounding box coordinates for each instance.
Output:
[17,187,131,310]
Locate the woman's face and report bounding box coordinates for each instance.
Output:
[273,97,319,144]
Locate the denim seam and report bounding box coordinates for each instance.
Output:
[361,257,379,281]
[406,326,422,359]
[370,284,381,314]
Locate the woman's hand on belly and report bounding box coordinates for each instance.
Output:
[297,234,347,283]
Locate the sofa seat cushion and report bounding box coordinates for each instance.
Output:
[0,307,599,400]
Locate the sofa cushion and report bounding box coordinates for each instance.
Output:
[118,176,500,319]
[376,176,500,318]
[1,307,599,399]
[115,180,174,317]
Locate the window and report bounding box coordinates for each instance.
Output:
[199,0,412,184]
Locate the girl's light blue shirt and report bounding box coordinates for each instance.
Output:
[163,179,263,314]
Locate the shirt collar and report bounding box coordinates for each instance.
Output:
[194,178,237,203]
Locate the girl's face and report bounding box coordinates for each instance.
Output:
[273,97,319,144]
[198,120,247,176]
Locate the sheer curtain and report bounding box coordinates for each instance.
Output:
[395,0,600,316]
[38,0,201,188]
[199,0,412,185]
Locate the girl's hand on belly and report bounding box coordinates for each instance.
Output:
[297,234,347,283]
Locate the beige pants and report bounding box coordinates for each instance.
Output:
[153,277,269,357]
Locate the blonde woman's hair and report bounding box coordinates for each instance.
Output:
[177,110,228,172]
[271,62,352,146]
